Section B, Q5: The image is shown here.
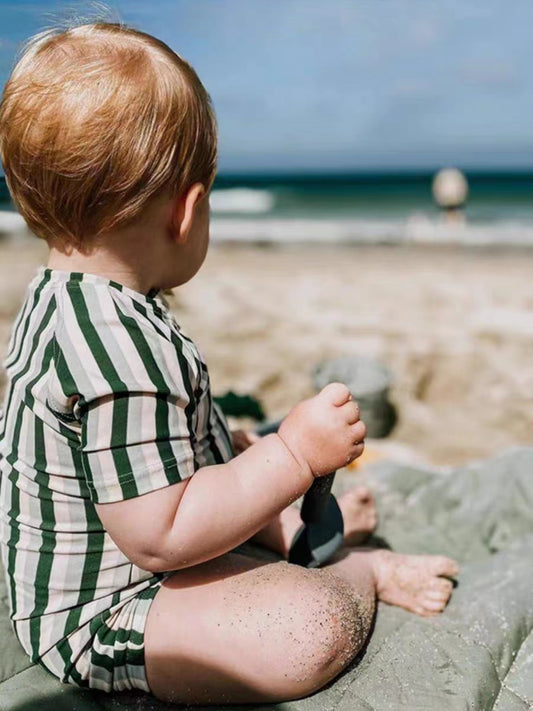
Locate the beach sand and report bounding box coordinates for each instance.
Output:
[1,235,532,467]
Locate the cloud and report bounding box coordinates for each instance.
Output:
[410,17,440,48]
[460,60,517,89]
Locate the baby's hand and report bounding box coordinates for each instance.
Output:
[278,382,366,478]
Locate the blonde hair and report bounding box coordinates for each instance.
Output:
[0,21,217,247]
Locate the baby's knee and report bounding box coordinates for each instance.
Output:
[306,573,372,677]
[279,569,374,697]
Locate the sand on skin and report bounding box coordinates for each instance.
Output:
[1,235,532,467]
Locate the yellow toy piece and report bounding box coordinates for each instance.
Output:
[346,446,385,470]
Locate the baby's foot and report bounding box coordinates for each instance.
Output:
[372,550,459,617]
[339,486,378,546]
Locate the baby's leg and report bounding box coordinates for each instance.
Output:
[252,485,378,557]
[144,551,376,705]
[329,548,458,617]
[144,546,458,705]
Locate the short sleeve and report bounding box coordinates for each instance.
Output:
[194,379,234,468]
[52,281,199,504]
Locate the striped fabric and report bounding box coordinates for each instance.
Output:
[0,266,233,689]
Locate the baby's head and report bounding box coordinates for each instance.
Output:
[0,21,216,282]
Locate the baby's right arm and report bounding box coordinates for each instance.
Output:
[95,383,365,572]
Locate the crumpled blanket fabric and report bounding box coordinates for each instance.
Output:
[1,447,532,711]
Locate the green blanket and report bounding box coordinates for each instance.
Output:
[1,447,532,711]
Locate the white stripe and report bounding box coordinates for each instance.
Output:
[85,285,152,390]
[3,279,39,369]
[59,286,105,399]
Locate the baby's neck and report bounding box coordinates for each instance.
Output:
[48,246,150,293]
[47,238,160,296]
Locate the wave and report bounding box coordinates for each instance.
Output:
[4,207,533,247]
[210,188,275,214]
[0,211,28,235]
[211,214,533,246]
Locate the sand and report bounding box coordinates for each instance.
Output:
[1,234,532,467]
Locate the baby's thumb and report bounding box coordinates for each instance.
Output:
[318,382,352,407]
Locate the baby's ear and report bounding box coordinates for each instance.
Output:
[171,183,206,244]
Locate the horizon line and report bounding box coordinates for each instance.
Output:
[3,167,533,179]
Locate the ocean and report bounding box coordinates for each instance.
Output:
[2,171,533,246]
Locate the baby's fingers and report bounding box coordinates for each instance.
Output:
[319,382,352,407]
[340,400,361,425]
[347,440,365,464]
[350,419,367,444]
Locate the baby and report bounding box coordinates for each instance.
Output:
[0,21,458,705]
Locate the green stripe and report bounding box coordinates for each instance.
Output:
[127,293,170,336]
[110,393,139,497]
[206,385,233,463]
[53,353,106,678]
[66,283,135,499]
[51,343,93,500]
[1,271,52,442]
[116,295,200,471]
[51,341,86,446]
[173,331,230,463]
[112,300,185,481]
[3,296,57,471]
[5,461,20,617]
[92,617,119,674]
[165,327,201,471]
[135,296,232,468]
[86,608,118,676]
[28,339,57,658]
[3,299,29,366]
[33,375,101,678]
[4,271,50,369]
[66,284,127,393]
[5,294,56,625]
[56,632,89,687]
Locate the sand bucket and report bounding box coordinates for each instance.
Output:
[313,356,396,438]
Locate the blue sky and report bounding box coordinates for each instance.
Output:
[1,0,532,172]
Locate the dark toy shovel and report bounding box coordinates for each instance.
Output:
[256,420,345,568]
[288,472,344,568]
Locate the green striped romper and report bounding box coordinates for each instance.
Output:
[0,266,234,692]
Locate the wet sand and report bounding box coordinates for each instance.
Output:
[1,236,533,466]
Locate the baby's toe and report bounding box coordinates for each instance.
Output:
[426,589,451,605]
[423,598,448,613]
[428,577,453,595]
[344,485,373,505]
[355,485,373,502]
[413,603,440,617]
[420,581,453,612]
[427,555,460,578]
